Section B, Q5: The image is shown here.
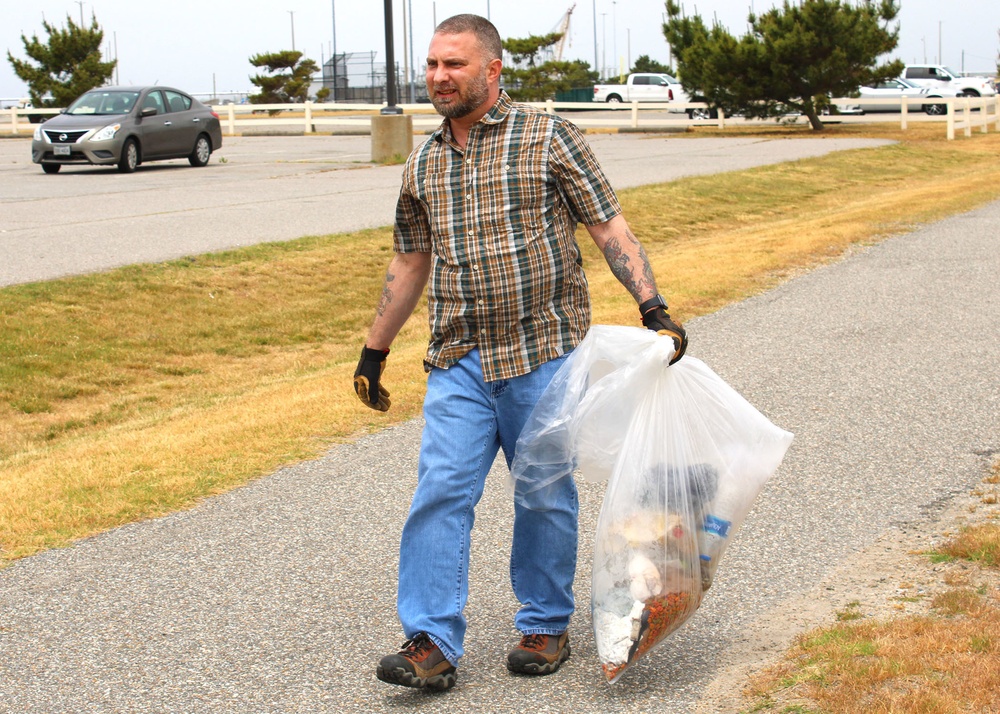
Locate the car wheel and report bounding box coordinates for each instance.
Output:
[923,103,946,116]
[958,89,980,98]
[188,134,212,167]
[606,95,622,107]
[118,138,139,173]
[687,106,718,120]
[41,163,61,174]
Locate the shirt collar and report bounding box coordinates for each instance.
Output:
[432,90,514,144]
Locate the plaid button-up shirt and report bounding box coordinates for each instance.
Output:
[394,91,622,382]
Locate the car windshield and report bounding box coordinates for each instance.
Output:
[67,91,140,116]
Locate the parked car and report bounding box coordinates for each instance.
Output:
[901,65,996,98]
[31,86,223,174]
[857,78,957,115]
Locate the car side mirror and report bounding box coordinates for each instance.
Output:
[141,107,158,117]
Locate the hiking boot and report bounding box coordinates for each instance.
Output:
[506,632,571,675]
[376,633,457,690]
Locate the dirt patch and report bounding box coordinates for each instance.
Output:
[694,472,1000,713]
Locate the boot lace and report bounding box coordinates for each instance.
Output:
[401,633,437,660]
[520,634,548,651]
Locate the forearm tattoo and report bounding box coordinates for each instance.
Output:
[375,271,395,317]
[602,229,657,300]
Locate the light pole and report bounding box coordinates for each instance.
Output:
[601,13,607,80]
[937,21,942,65]
[382,0,401,114]
[612,1,617,78]
[75,1,85,25]
[288,11,296,51]
[592,0,598,78]
[331,0,338,100]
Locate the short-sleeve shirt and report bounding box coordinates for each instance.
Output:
[394,91,622,382]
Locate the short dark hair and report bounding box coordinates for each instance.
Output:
[435,14,502,62]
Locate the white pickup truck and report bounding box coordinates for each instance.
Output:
[901,65,997,97]
[592,72,716,118]
[592,73,684,104]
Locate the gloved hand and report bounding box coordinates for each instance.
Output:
[354,346,391,411]
[639,297,687,365]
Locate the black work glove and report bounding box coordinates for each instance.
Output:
[639,297,688,365]
[353,346,391,411]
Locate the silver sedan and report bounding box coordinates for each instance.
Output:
[31,86,223,174]
[856,78,958,116]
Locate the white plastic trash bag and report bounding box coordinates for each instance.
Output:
[509,325,793,683]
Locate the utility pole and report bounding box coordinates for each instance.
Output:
[288,11,296,51]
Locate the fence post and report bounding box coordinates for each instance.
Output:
[630,101,639,128]
[10,108,19,134]
[964,98,972,138]
[946,100,955,140]
[545,99,555,115]
[995,96,1000,131]
[304,101,313,134]
[717,107,726,129]
[899,96,908,130]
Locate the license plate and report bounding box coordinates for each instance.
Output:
[54,145,71,156]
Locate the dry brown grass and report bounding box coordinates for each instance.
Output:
[745,594,1000,713]
[744,463,1000,713]
[2,124,1000,563]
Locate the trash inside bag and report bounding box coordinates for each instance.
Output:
[509,325,793,683]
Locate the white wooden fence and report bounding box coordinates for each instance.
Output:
[5,95,999,139]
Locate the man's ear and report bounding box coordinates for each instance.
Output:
[487,58,503,83]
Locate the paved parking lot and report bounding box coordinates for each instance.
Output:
[0,133,892,287]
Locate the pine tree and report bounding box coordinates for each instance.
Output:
[664,0,903,130]
[7,14,116,108]
[248,51,320,112]
[501,34,598,101]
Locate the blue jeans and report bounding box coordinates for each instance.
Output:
[396,349,578,666]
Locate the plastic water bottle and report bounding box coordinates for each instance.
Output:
[698,513,732,591]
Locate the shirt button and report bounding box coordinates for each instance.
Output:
[468,231,474,237]
[478,299,484,305]
[466,159,472,164]
[481,328,487,335]
[472,264,479,270]
[466,194,472,200]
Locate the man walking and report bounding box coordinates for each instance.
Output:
[354,13,686,690]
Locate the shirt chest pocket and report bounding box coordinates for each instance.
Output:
[478,161,549,245]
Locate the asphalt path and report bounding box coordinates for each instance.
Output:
[0,133,894,287]
[1,133,998,712]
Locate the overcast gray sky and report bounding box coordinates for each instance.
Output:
[3,0,998,100]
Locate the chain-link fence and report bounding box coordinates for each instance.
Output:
[321,51,426,104]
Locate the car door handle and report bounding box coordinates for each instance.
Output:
[192,117,201,123]
[164,121,173,126]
